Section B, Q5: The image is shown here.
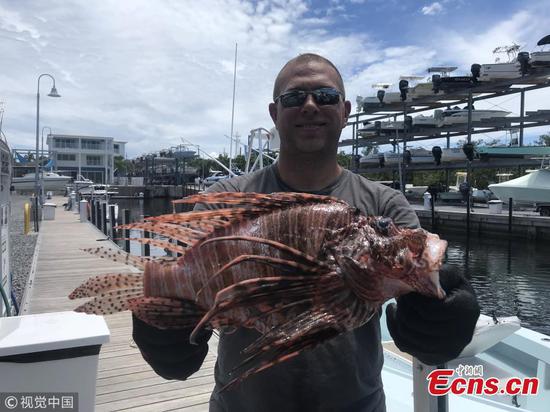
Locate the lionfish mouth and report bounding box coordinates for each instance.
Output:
[422,233,448,299]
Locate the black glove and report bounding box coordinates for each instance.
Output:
[385,265,480,365]
[132,314,212,380]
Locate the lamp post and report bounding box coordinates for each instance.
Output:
[41,126,52,201]
[35,74,60,209]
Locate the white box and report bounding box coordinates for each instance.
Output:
[43,203,56,220]
[488,200,503,214]
[0,311,110,412]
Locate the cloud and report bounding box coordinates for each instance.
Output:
[421,2,443,15]
[1,0,549,160]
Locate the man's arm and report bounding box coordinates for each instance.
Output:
[382,190,480,365]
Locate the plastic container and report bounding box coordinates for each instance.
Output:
[0,311,110,411]
[488,200,503,214]
[43,203,56,220]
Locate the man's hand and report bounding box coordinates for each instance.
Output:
[132,315,212,380]
[385,265,480,365]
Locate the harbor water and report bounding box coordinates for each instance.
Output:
[114,198,550,336]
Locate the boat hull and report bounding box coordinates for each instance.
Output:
[488,169,550,205]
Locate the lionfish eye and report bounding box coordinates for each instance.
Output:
[375,217,392,235]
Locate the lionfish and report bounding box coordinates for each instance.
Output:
[69,192,447,388]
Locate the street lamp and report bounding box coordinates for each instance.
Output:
[35,74,60,207]
[41,126,52,200]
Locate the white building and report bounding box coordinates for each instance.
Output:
[47,134,126,183]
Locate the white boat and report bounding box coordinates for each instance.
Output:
[380,302,550,411]
[405,183,429,198]
[358,120,405,135]
[478,62,522,81]
[407,148,434,164]
[413,110,444,127]
[441,108,511,125]
[488,168,550,213]
[529,34,550,67]
[12,171,72,191]
[441,147,467,163]
[359,152,383,166]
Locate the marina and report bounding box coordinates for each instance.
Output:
[2,4,550,410]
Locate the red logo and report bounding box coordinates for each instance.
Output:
[427,367,539,396]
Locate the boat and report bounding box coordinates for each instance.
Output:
[440,107,511,126]
[441,147,467,163]
[359,152,384,167]
[413,110,444,127]
[488,164,550,215]
[529,35,550,67]
[380,303,550,411]
[12,171,72,192]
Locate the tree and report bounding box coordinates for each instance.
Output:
[534,133,550,146]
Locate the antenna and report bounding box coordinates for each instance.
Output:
[492,43,522,62]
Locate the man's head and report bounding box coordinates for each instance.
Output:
[269,54,351,157]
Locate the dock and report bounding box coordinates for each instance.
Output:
[21,197,216,411]
[412,202,550,239]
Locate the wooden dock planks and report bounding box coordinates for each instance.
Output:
[26,198,216,411]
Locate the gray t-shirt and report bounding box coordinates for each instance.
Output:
[206,164,419,412]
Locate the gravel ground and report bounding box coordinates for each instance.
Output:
[9,194,38,308]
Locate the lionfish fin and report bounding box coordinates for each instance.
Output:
[115,238,187,255]
[173,192,345,208]
[223,312,343,391]
[196,254,324,299]
[82,247,151,270]
[115,222,204,246]
[200,236,323,267]
[69,272,143,299]
[74,287,143,315]
[190,273,342,344]
[129,297,205,330]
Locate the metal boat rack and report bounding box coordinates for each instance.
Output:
[344,66,550,171]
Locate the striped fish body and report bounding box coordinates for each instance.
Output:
[145,201,355,308]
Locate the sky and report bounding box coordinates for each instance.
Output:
[1,0,549,159]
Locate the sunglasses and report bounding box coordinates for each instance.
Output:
[274,87,343,108]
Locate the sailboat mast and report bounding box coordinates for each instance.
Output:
[229,43,237,172]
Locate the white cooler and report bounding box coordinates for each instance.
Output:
[488,199,503,214]
[0,311,110,412]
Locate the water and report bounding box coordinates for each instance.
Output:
[114,198,550,337]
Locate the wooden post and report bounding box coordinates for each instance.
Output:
[509,198,513,233]
[101,202,107,235]
[124,209,131,253]
[109,205,116,239]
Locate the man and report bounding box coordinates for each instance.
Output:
[133,54,480,411]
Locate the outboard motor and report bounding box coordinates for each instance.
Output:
[374,121,382,132]
[404,115,413,131]
[432,146,443,166]
[378,153,385,168]
[471,64,481,82]
[462,142,475,161]
[404,150,412,165]
[399,79,409,101]
[377,90,385,104]
[432,74,442,93]
[517,51,530,76]
[459,181,471,202]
